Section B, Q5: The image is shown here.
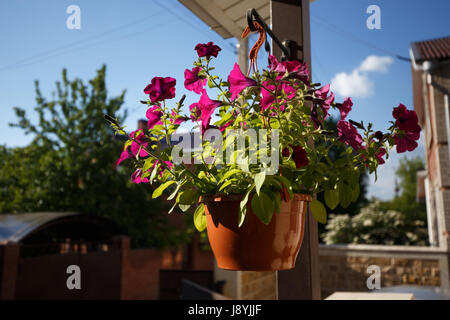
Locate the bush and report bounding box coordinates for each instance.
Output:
[322,201,428,245]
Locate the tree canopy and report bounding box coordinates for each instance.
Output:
[1,66,189,248]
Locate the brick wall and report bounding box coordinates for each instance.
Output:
[319,244,448,298]
[240,271,277,300]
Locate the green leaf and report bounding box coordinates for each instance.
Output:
[152,180,176,199]
[218,168,242,183]
[193,203,207,232]
[239,187,253,227]
[351,183,360,202]
[254,172,266,196]
[177,188,198,205]
[338,182,352,209]
[219,179,233,192]
[168,202,177,214]
[273,175,294,199]
[324,188,339,210]
[167,182,182,201]
[310,199,327,224]
[251,191,275,225]
[179,204,191,212]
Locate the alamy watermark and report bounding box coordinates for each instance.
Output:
[66,5,81,30]
[170,129,280,175]
[366,5,381,30]
[66,265,81,290]
[366,265,381,290]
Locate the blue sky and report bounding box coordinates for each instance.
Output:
[0,0,449,200]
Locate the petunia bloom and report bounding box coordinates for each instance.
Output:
[146,106,163,129]
[336,97,353,121]
[394,131,420,153]
[337,120,363,150]
[376,147,386,165]
[281,146,309,168]
[392,104,421,133]
[227,63,257,101]
[195,42,221,58]
[197,90,221,134]
[131,168,149,184]
[130,130,149,158]
[184,67,207,94]
[144,77,176,103]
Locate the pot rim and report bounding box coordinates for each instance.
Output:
[200,193,312,203]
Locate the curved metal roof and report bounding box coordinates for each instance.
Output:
[0,212,78,244]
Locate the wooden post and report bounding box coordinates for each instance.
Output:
[237,38,249,74]
[271,0,321,300]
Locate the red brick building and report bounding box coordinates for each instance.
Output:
[410,36,450,249]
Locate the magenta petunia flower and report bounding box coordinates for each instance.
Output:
[227,63,257,101]
[337,120,363,150]
[392,104,420,133]
[281,146,309,168]
[144,77,176,103]
[130,130,149,157]
[197,90,221,134]
[336,97,353,121]
[321,91,334,120]
[170,110,184,125]
[131,168,149,184]
[315,84,330,100]
[184,67,206,94]
[116,149,132,167]
[394,131,420,153]
[376,147,386,165]
[195,42,221,58]
[146,106,163,129]
[189,102,201,121]
[373,131,384,141]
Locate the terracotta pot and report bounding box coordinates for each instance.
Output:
[204,193,312,271]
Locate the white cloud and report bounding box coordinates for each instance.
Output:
[358,55,393,72]
[330,55,394,98]
[331,70,373,98]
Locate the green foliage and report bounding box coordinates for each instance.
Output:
[322,201,428,245]
[379,156,427,223]
[322,156,428,245]
[2,66,190,248]
[110,50,404,228]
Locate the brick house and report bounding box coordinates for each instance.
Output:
[410,36,450,249]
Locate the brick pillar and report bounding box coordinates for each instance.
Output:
[214,263,277,300]
[0,242,20,300]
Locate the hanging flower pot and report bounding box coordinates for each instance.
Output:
[203,193,311,271]
[107,38,421,272]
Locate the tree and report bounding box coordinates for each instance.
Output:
[380,156,427,226]
[2,66,189,248]
[322,156,428,245]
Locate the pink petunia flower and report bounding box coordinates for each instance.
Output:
[337,120,363,151]
[146,106,163,129]
[336,97,353,121]
[227,63,257,101]
[131,168,149,184]
[184,67,207,94]
[130,130,149,158]
[144,77,176,103]
[392,104,421,133]
[195,42,221,58]
[197,90,221,134]
[376,147,386,165]
[394,131,420,153]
